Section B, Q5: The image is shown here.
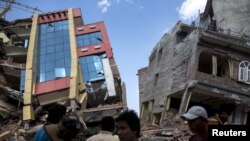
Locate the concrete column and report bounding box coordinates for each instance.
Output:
[178,88,192,115]
[68,8,79,106]
[212,55,217,76]
[23,14,39,122]
[68,8,79,111]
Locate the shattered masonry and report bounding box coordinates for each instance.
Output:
[138,0,250,137]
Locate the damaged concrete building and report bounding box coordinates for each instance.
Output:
[0,17,31,124]
[138,0,250,129]
[0,6,126,135]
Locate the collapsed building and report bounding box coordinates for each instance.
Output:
[0,7,127,138]
[138,0,250,131]
[0,17,31,124]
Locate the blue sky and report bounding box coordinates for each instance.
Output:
[2,0,207,114]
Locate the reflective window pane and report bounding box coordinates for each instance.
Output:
[39,73,45,82]
[65,58,71,67]
[87,64,95,72]
[55,68,66,78]
[79,54,105,82]
[86,56,93,63]
[55,59,64,68]
[76,31,102,47]
[56,51,64,59]
[46,62,55,71]
[46,71,55,81]
[95,62,103,71]
[37,20,70,83]
[89,71,97,80]
[65,67,71,76]
[82,65,88,73]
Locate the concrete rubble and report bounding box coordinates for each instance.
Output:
[138,0,250,140]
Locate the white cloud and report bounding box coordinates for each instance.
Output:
[98,0,111,13]
[178,0,207,21]
[98,0,134,13]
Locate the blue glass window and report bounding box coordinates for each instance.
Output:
[56,59,64,68]
[46,71,55,81]
[65,67,71,76]
[37,20,71,83]
[79,54,105,82]
[76,31,103,47]
[56,51,64,59]
[55,68,66,78]
[39,73,45,82]
[20,70,26,96]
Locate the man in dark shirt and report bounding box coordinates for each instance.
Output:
[182,106,208,141]
[115,110,140,141]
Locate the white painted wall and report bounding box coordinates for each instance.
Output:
[102,58,116,96]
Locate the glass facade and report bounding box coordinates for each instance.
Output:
[76,31,103,47]
[79,54,106,83]
[20,69,25,96]
[37,20,71,82]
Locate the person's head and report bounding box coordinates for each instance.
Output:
[115,110,140,141]
[47,103,66,124]
[181,106,208,133]
[57,115,82,141]
[101,116,115,132]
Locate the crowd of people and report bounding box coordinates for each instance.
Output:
[34,103,208,141]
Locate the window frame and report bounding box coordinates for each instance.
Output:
[238,61,250,84]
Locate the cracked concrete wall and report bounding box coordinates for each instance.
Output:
[143,33,173,111]
[212,0,250,36]
[141,24,250,126]
[173,31,200,89]
[138,67,148,111]
[141,23,199,124]
[140,0,250,127]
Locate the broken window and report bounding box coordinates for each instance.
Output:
[199,52,232,78]
[238,61,250,83]
[154,73,159,86]
[176,31,188,44]
[153,113,162,125]
[216,56,230,78]
[169,97,181,110]
[79,54,105,83]
[198,52,213,74]
[141,101,149,118]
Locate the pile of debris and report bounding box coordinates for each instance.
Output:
[140,114,193,141]
[141,127,192,141]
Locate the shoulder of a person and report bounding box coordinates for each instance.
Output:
[189,134,196,141]
[86,134,101,141]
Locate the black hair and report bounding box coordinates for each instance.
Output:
[115,109,140,137]
[47,103,66,124]
[101,116,115,132]
[58,116,81,141]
